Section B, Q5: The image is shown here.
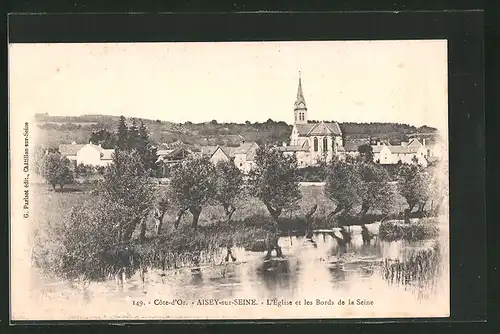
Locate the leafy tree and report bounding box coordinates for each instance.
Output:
[117,116,128,150]
[75,163,96,178]
[358,144,374,163]
[41,152,75,190]
[210,119,218,125]
[248,148,301,222]
[324,161,362,219]
[356,162,394,216]
[98,149,156,241]
[32,145,47,176]
[59,198,134,280]
[153,197,169,235]
[212,160,244,223]
[169,157,217,230]
[397,164,430,212]
[89,129,116,149]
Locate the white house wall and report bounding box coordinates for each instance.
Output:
[76,145,105,167]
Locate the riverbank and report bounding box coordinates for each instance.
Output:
[378,218,439,242]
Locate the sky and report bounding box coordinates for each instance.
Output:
[9,40,448,132]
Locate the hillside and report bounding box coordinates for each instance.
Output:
[33,113,438,149]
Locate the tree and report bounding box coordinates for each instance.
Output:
[33,145,47,176]
[75,163,96,179]
[127,118,140,150]
[356,162,394,216]
[169,157,217,230]
[98,149,155,242]
[41,152,74,190]
[210,119,218,125]
[212,160,244,223]
[358,144,374,163]
[324,160,362,220]
[397,164,429,212]
[117,116,128,150]
[89,129,116,149]
[248,148,301,222]
[60,198,133,280]
[153,198,169,235]
[137,121,159,174]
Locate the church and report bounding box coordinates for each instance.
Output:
[278,74,344,167]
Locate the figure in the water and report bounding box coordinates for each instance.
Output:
[264,221,283,260]
[225,246,237,262]
[361,224,375,245]
[330,226,352,257]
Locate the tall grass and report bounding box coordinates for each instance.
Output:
[381,241,441,288]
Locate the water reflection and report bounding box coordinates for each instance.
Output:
[30,230,446,315]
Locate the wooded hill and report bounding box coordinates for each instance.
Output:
[34,113,438,149]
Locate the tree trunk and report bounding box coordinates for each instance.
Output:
[122,217,141,242]
[190,207,202,230]
[408,202,416,213]
[327,204,344,222]
[52,183,56,191]
[139,218,147,242]
[305,204,317,239]
[264,202,282,223]
[404,209,410,224]
[360,203,370,217]
[155,212,165,235]
[174,209,186,229]
[223,204,236,224]
[417,201,427,213]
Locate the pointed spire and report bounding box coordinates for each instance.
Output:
[295,71,306,109]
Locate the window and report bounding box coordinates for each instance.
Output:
[313,137,318,152]
[240,163,243,167]
[323,137,328,152]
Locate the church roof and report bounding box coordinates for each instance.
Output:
[277,140,309,152]
[295,121,342,136]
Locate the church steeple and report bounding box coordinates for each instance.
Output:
[294,71,308,124]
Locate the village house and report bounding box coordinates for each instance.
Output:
[374,139,429,167]
[59,142,114,168]
[280,73,344,167]
[340,138,430,167]
[201,141,260,174]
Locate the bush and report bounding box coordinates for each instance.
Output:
[379,219,439,242]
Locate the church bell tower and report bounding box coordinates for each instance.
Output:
[294,72,308,124]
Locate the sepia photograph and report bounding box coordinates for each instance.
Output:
[9,40,449,320]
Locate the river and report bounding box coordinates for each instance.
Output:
[20,228,449,320]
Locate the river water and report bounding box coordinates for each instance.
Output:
[20,228,449,320]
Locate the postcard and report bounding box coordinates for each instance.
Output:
[9,40,449,320]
